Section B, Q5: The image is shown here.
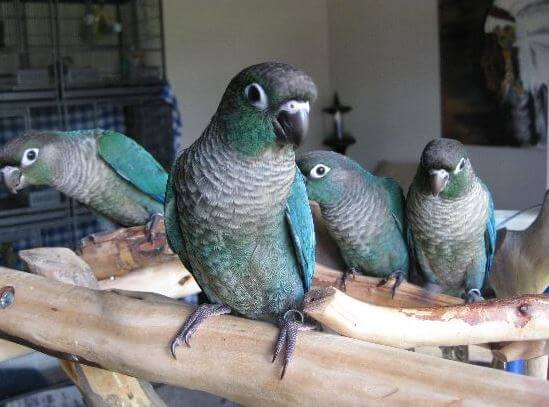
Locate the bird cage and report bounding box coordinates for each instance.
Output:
[0,0,57,93]
[0,0,166,94]
[56,0,166,91]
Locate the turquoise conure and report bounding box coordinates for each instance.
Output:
[165,62,316,379]
[297,151,409,296]
[406,138,496,302]
[0,129,167,228]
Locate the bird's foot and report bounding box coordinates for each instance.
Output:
[340,267,359,291]
[145,213,164,243]
[377,269,405,299]
[465,288,484,304]
[272,309,312,379]
[170,303,231,358]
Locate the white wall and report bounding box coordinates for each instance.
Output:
[327,0,546,209]
[163,0,547,209]
[163,0,331,152]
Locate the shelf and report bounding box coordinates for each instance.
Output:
[0,203,92,229]
[0,89,57,102]
[61,83,164,99]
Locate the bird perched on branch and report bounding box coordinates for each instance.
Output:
[165,62,316,378]
[406,138,496,302]
[297,151,409,295]
[0,129,167,230]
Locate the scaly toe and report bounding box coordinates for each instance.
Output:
[466,289,484,303]
[170,303,231,359]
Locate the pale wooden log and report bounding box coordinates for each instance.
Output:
[313,264,463,308]
[489,190,549,377]
[20,247,99,288]
[58,363,167,407]
[98,260,199,298]
[304,287,549,348]
[74,223,539,364]
[0,268,548,406]
[16,245,547,367]
[78,224,464,308]
[19,248,167,407]
[76,213,464,308]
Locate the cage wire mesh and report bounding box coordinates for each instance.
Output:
[57,0,164,88]
[0,0,56,90]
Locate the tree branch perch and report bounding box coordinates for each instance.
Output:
[1,268,548,406]
[304,287,549,348]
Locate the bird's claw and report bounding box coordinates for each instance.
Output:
[272,309,306,379]
[340,267,358,291]
[145,213,164,243]
[377,269,405,298]
[170,303,231,359]
[465,288,484,303]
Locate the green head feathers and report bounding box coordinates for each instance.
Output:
[297,150,370,205]
[0,130,65,192]
[416,138,475,199]
[214,62,317,156]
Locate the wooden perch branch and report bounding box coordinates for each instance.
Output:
[1,268,548,406]
[313,264,463,308]
[304,287,549,348]
[489,191,549,376]
[74,223,547,364]
[77,223,464,308]
[19,248,166,407]
[98,260,199,299]
[78,222,177,279]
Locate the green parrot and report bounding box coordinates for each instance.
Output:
[407,138,496,302]
[165,62,317,378]
[0,129,167,230]
[297,150,409,295]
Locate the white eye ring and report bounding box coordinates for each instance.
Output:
[309,164,331,179]
[21,148,39,166]
[244,83,268,110]
[454,158,466,174]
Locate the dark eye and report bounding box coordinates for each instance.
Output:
[244,83,268,110]
[310,164,331,179]
[22,148,39,166]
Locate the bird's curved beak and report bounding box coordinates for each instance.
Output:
[1,166,27,194]
[429,169,449,197]
[274,100,310,146]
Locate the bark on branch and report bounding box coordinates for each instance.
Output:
[1,268,548,406]
[18,248,166,407]
[304,287,549,348]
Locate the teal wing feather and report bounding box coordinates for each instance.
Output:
[96,130,168,203]
[381,177,406,234]
[285,171,316,292]
[483,184,497,277]
[164,168,190,270]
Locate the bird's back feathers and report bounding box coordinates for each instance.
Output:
[96,130,168,204]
